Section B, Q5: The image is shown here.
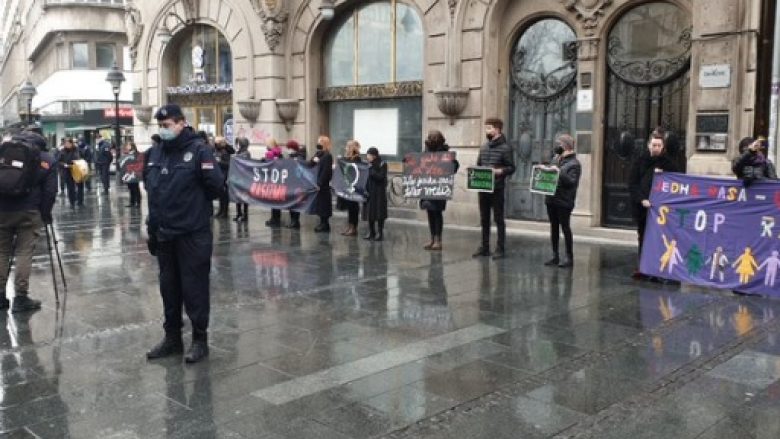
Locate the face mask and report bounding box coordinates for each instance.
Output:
[554,146,564,155]
[486,133,494,141]
[316,144,324,151]
[159,127,178,141]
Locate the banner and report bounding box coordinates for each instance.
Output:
[467,167,495,192]
[331,159,369,202]
[228,157,319,211]
[401,152,456,200]
[119,153,144,184]
[640,172,780,297]
[530,165,560,195]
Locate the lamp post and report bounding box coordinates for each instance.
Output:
[19,80,36,125]
[105,62,125,168]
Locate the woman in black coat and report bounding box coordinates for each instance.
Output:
[420,130,459,251]
[312,135,334,233]
[364,147,388,241]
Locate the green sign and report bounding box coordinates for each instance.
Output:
[467,166,495,192]
[530,165,560,195]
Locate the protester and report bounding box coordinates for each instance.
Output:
[543,134,581,268]
[312,136,334,233]
[122,141,142,208]
[77,136,93,192]
[421,130,459,251]
[54,141,66,194]
[628,128,678,279]
[473,118,515,260]
[732,136,777,185]
[264,138,284,227]
[58,138,84,209]
[144,104,224,363]
[233,136,251,223]
[0,130,56,312]
[94,134,113,193]
[339,140,362,237]
[285,139,305,229]
[364,147,388,241]
[213,136,235,219]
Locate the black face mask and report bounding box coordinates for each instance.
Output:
[553,146,564,156]
[486,133,494,141]
[316,144,324,151]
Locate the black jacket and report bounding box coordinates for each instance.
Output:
[365,159,388,222]
[629,151,678,205]
[477,134,515,190]
[95,140,113,165]
[144,128,225,239]
[312,151,333,218]
[421,144,460,212]
[732,151,777,182]
[215,144,236,174]
[545,153,581,210]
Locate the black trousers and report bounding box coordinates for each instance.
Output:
[633,204,649,258]
[236,203,248,217]
[64,175,84,206]
[426,210,444,237]
[478,187,506,250]
[127,182,141,206]
[346,201,360,226]
[546,203,573,258]
[157,230,212,339]
[289,210,300,224]
[96,163,110,190]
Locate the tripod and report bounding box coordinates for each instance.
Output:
[44,223,67,304]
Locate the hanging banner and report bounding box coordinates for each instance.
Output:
[331,159,369,203]
[640,172,780,297]
[530,165,560,195]
[228,156,319,211]
[401,152,456,200]
[119,152,144,184]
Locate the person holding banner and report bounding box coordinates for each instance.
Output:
[311,136,334,233]
[732,137,777,186]
[421,130,459,251]
[364,147,388,241]
[121,141,142,208]
[285,140,306,229]
[213,136,235,219]
[339,140,363,237]
[628,129,678,279]
[233,137,251,223]
[264,138,284,227]
[543,134,581,268]
[473,118,515,260]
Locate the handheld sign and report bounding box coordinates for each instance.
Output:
[402,152,456,200]
[467,166,494,192]
[530,165,560,195]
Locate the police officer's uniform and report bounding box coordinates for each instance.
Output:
[144,104,224,363]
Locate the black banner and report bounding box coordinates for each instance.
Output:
[228,157,319,211]
[402,152,456,200]
[331,159,369,203]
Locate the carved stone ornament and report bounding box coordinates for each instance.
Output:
[434,88,469,125]
[133,105,154,125]
[318,81,424,102]
[181,0,199,22]
[238,99,261,126]
[124,2,144,69]
[448,0,457,19]
[254,0,289,52]
[275,98,300,131]
[561,0,613,37]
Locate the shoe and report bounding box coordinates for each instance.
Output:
[472,247,490,258]
[558,258,573,268]
[146,335,184,360]
[492,249,506,260]
[374,232,383,242]
[430,238,442,251]
[0,299,9,310]
[341,225,357,237]
[265,219,281,228]
[233,215,242,222]
[363,232,375,241]
[185,340,209,364]
[287,221,300,229]
[11,296,41,313]
[631,270,645,280]
[423,239,434,250]
[314,223,330,233]
[544,257,560,266]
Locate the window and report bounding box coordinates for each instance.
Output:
[96,43,115,68]
[72,43,88,69]
[170,25,232,86]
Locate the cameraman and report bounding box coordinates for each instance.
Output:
[732,137,777,185]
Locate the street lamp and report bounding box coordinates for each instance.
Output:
[319,0,335,20]
[105,62,125,173]
[19,80,36,125]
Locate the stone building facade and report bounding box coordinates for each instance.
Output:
[126,0,772,231]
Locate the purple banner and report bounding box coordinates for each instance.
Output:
[640,172,780,297]
[228,156,319,211]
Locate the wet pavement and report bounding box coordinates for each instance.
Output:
[2,187,780,438]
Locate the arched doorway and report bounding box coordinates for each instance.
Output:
[163,24,234,140]
[506,19,578,220]
[602,2,691,228]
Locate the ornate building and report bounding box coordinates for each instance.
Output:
[129,0,773,231]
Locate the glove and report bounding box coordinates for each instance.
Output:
[41,212,53,225]
[147,230,158,256]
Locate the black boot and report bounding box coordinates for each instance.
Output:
[558,255,574,268]
[185,335,209,364]
[146,334,184,360]
[364,222,376,241]
[11,296,41,313]
[374,221,384,242]
[544,255,560,266]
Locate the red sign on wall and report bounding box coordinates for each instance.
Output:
[104,108,134,118]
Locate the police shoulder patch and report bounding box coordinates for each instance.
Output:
[183,152,194,162]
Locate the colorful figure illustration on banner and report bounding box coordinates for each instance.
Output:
[660,235,683,274]
[758,250,780,287]
[685,244,705,275]
[705,246,729,282]
[732,247,759,284]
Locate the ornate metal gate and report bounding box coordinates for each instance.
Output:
[602,2,692,228]
[507,19,578,221]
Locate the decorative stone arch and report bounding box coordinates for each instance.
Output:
[139,0,257,106]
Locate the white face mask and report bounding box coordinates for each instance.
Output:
[159,127,178,141]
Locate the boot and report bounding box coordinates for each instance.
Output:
[11,296,41,313]
[544,255,560,266]
[314,222,330,233]
[472,247,490,258]
[287,220,301,229]
[233,214,242,222]
[430,236,442,251]
[492,247,506,260]
[374,221,384,242]
[558,254,574,268]
[265,218,281,228]
[363,222,376,241]
[146,334,184,360]
[185,335,209,364]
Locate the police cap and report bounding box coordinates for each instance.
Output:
[154,104,185,121]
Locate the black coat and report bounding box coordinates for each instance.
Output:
[364,160,388,222]
[545,153,581,210]
[420,144,459,212]
[476,134,515,190]
[312,151,333,218]
[732,151,777,182]
[628,151,677,206]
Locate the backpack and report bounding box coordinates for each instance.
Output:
[0,141,41,197]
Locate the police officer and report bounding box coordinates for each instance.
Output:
[144,104,224,363]
[0,130,57,312]
[94,134,113,193]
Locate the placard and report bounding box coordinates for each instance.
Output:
[529,165,560,195]
[467,166,495,192]
[401,152,456,200]
[353,108,398,156]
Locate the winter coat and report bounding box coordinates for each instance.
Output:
[476,134,515,190]
[214,144,235,175]
[732,151,777,183]
[58,148,80,173]
[364,159,388,222]
[312,151,333,218]
[628,150,678,206]
[420,144,460,212]
[545,153,581,210]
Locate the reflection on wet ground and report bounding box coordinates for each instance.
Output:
[2,190,779,438]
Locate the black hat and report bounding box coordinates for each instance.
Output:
[154,104,184,121]
[366,147,380,156]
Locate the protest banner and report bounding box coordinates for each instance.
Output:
[640,172,780,297]
[331,159,369,203]
[228,156,319,211]
[530,165,560,195]
[401,152,456,200]
[119,152,144,184]
[467,166,495,192]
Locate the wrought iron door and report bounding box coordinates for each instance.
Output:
[507,19,577,220]
[602,2,691,228]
